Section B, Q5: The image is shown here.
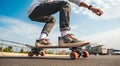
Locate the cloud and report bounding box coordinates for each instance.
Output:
[70,0,120,20]
[81,29,120,49]
[101,5,120,19]
[0,16,42,45]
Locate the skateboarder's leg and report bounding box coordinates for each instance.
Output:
[28,1,71,45]
[58,1,80,43]
[32,15,56,45]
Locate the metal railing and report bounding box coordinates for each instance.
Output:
[0,39,31,52]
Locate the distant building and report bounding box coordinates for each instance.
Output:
[107,49,114,55]
[86,44,108,55]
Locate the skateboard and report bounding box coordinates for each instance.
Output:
[26,37,90,60]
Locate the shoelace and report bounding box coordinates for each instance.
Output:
[40,39,49,45]
[66,34,77,41]
[63,34,78,43]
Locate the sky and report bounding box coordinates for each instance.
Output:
[0,0,120,49]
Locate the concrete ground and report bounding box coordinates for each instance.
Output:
[0,53,120,66]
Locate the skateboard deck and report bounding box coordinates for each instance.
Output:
[25,41,89,49]
[35,41,89,48]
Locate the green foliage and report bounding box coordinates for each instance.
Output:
[8,46,12,49]
[19,48,28,53]
[3,46,13,52]
[0,46,3,52]
[20,49,23,53]
[45,51,54,54]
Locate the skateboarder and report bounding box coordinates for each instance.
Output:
[27,0,103,46]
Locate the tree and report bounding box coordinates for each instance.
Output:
[20,49,24,53]
[3,46,13,52]
[0,46,3,52]
[19,48,28,53]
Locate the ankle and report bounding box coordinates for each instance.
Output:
[61,30,68,37]
[39,33,47,40]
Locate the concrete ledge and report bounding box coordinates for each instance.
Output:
[0,52,27,56]
[0,52,69,56]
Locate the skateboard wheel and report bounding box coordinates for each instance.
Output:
[82,51,89,58]
[40,51,45,56]
[70,52,78,60]
[28,52,34,57]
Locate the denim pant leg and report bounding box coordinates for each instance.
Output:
[35,16,56,36]
[28,1,71,35]
[59,1,71,31]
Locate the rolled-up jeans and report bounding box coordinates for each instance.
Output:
[28,1,71,36]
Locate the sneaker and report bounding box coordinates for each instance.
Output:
[35,39,51,47]
[59,34,89,46]
[62,34,80,43]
